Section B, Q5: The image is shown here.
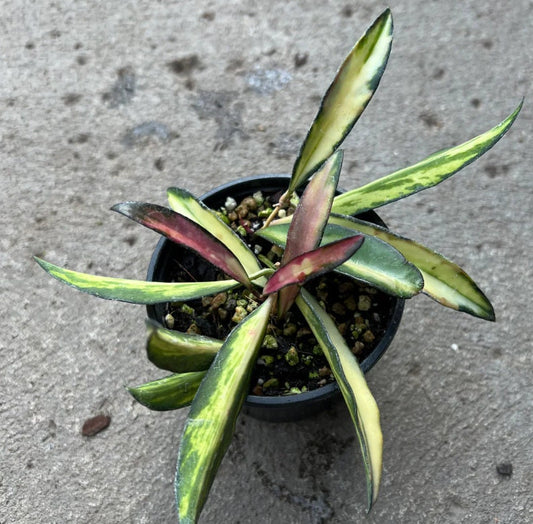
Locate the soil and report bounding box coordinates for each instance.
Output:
[159,190,396,397]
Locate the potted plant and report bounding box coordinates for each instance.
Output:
[35,9,521,523]
[145,173,407,423]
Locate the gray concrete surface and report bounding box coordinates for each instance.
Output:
[1,1,532,523]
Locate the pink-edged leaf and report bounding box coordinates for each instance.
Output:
[264,235,364,296]
[112,202,251,287]
[282,150,344,266]
[277,150,344,316]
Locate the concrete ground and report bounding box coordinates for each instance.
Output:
[1,1,532,522]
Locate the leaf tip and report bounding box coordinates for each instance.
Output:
[508,99,523,130]
[366,496,376,514]
[329,149,345,173]
[33,256,52,274]
[379,6,392,23]
[125,385,143,404]
[375,7,393,36]
[481,302,496,322]
[110,201,140,218]
[167,186,184,197]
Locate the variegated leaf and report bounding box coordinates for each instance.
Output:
[176,296,274,524]
[264,235,364,295]
[296,289,382,510]
[289,9,393,192]
[278,150,344,316]
[332,102,522,215]
[166,187,263,283]
[128,371,206,411]
[283,150,343,264]
[326,215,495,319]
[257,218,423,298]
[34,257,239,304]
[112,202,251,287]
[146,319,221,372]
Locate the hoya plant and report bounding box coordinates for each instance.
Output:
[35,9,520,523]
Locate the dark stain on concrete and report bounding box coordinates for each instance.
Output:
[496,462,513,477]
[432,68,445,80]
[253,461,334,523]
[491,347,503,358]
[154,157,165,171]
[226,430,246,464]
[407,362,422,376]
[225,57,245,73]
[68,133,90,144]
[419,111,442,129]
[42,419,57,442]
[123,235,137,246]
[201,11,215,21]
[191,90,247,150]
[167,55,203,76]
[62,93,83,105]
[294,52,309,68]
[298,429,354,481]
[268,132,302,159]
[341,5,354,18]
[102,66,136,107]
[483,163,509,178]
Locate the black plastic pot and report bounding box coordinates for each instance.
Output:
[146,175,404,422]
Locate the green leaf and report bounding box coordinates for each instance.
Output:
[289,9,393,192]
[127,371,206,411]
[278,150,344,315]
[146,319,221,372]
[296,289,382,510]
[264,235,364,295]
[176,296,274,524]
[257,218,423,298]
[327,215,495,319]
[332,102,523,215]
[112,202,251,287]
[34,257,239,304]
[167,187,263,283]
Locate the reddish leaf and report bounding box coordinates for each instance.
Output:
[282,150,343,265]
[264,235,364,295]
[112,202,251,287]
[278,151,344,315]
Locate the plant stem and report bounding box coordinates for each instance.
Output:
[249,268,275,281]
[262,190,291,228]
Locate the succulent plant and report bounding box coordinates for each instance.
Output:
[35,9,521,523]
